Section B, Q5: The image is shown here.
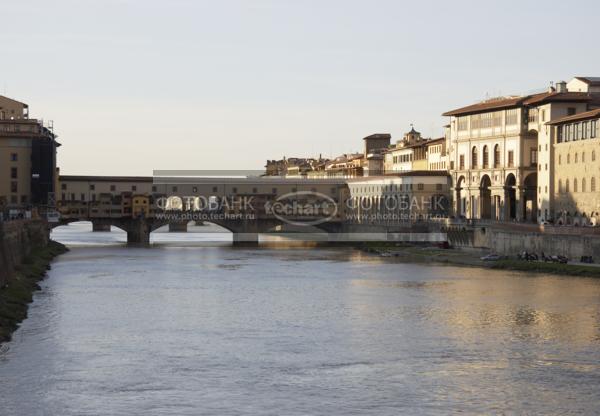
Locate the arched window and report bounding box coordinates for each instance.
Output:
[567,154,571,164]
[566,179,570,193]
[582,152,586,162]
[559,154,562,165]
[574,178,578,193]
[558,179,562,193]
[494,144,500,167]
[482,145,489,168]
[472,146,478,169]
[575,153,579,163]
[592,177,596,192]
[593,151,596,162]
[582,178,587,192]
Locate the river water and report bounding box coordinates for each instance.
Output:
[1,222,600,415]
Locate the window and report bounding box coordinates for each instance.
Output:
[493,111,502,127]
[557,126,563,143]
[593,151,596,161]
[582,122,589,139]
[61,183,67,190]
[459,155,465,170]
[558,154,562,165]
[592,177,596,192]
[574,178,578,193]
[482,145,489,168]
[528,108,538,123]
[471,146,478,169]
[90,184,95,190]
[436,183,443,191]
[11,182,17,193]
[272,188,277,194]
[458,117,468,131]
[592,120,597,138]
[212,186,218,193]
[81,193,85,201]
[417,183,424,190]
[10,167,17,179]
[232,187,237,194]
[507,150,514,167]
[582,152,586,163]
[152,186,157,192]
[567,107,576,116]
[530,148,537,166]
[582,178,586,192]
[10,153,17,161]
[575,153,579,163]
[111,185,117,191]
[132,185,137,192]
[20,195,27,204]
[252,187,258,193]
[506,109,519,125]
[566,179,570,193]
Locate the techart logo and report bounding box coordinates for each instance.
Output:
[266,191,338,226]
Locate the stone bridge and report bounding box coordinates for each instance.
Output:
[54,175,449,245]
[55,175,351,244]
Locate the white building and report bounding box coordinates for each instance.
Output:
[444,77,600,223]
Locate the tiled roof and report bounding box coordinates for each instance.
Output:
[546,108,600,125]
[443,91,592,117]
[575,77,600,86]
[522,91,591,105]
[442,96,526,116]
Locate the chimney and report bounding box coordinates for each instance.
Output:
[556,81,567,93]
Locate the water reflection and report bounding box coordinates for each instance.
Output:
[0,225,599,415]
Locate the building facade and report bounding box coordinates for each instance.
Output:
[384,127,430,173]
[0,95,59,211]
[444,78,599,223]
[548,108,600,225]
[346,172,451,224]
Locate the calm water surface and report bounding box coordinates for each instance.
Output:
[1,222,600,415]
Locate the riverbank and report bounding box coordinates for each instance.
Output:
[0,240,68,344]
[360,243,600,277]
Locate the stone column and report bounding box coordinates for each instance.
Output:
[516,187,525,222]
[126,219,150,245]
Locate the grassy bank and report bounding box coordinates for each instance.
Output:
[360,243,600,277]
[0,240,68,344]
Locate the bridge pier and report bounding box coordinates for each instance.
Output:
[126,219,151,245]
[232,232,259,247]
[168,221,188,232]
[92,222,111,232]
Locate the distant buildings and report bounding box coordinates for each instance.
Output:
[0,95,59,211]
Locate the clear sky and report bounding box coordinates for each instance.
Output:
[3,0,600,175]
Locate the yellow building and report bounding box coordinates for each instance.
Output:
[132,195,150,218]
[548,108,600,225]
[0,95,59,210]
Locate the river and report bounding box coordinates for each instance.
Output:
[1,222,600,415]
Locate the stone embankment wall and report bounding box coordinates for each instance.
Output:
[447,224,600,259]
[0,220,49,287]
